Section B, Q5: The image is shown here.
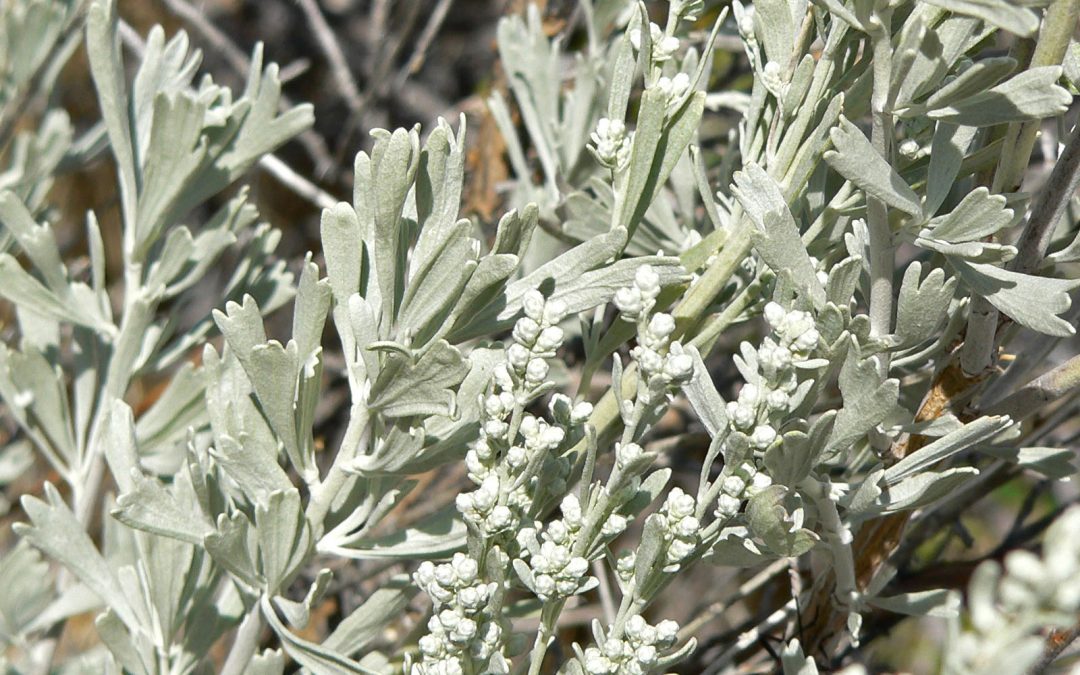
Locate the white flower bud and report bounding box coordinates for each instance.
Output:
[504,445,526,470]
[603,638,627,659]
[492,363,514,391]
[512,316,541,345]
[488,505,514,531]
[519,414,539,439]
[750,424,777,449]
[522,290,546,322]
[655,72,691,104]
[648,312,676,340]
[722,474,747,496]
[617,442,645,468]
[634,265,662,297]
[571,400,594,423]
[794,328,819,354]
[507,343,531,370]
[665,488,696,519]
[561,494,583,526]
[602,513,628,537]
[540,425,566,449]
[591,117,632,171]
[484,419,509,440]
[614,286,643,317]
[525,358,549,385]
[766,389,789,410]
[636,347,664,375]
[764,302,786,329]
[543,298,568,325]
[747,471,773,496]
[656,620,680,645]
[717,493,742,518]
[663,350,694,384]
[536,325,564,352]
[727,400,757,431]
[635,645,658,666]
[898,138,920,159]
[453,553,478,582]
[667,537,695,562]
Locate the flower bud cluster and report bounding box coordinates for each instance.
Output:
[517,495,597,601]
[511,290,568,387]
[616,265,694,397]
[417,290,591,672]
[579,616,680,675]
[413,553,504,673]
[715,461,772,519]
[458,290,587,537]
[656,487,700,571]
[590,118,632,170]
[995,517,1080,618]
[761,60,786,100]
[947,507,1080,674]
[652,72,691,110]
[630,22,680,64]
[717,302,820,516]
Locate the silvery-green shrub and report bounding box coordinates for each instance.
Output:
[2,0,1080,673]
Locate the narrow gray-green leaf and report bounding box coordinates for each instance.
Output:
[825,117,922,217]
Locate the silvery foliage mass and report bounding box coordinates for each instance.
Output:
[1,0,1080,673]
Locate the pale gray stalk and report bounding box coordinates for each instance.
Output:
[220,604,264,675]
[961,0,1080,376]
[866,8,896,376]
[987,353,1080,421]
[296,0,364,117]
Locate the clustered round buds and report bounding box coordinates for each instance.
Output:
[456,475,515,534]
[590,118,632,170]
[518,495,596,601]
[413,553,503,672]
[580,616,681,675]
[615,265,663,321]
[630,22,680,64]
[716,461,772,519]
[653,72,691,109]
[763,302,819,359]
[657,488,700,570]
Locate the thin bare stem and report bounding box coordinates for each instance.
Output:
[395,0,455,87]
[1027,624,1080,675]
[296,0,365,116]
